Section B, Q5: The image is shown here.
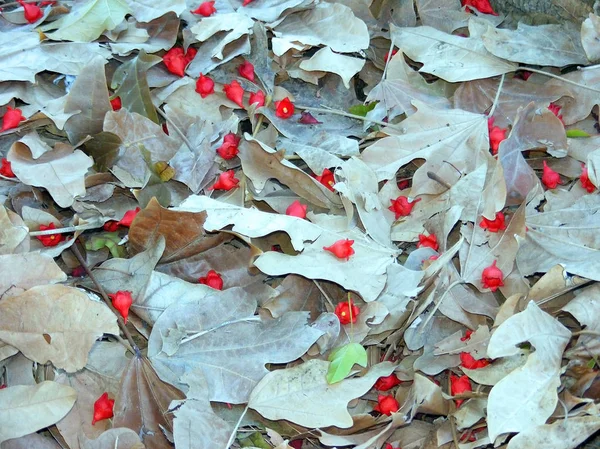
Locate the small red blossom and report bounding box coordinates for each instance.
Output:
[103,221,119,232]
[249,90,265,107]
[373,394,400,415]
[450,374,472,407]
[289,441,303,449]
[210,170,240,190]
[548,103,563,123]
[242,0,254,5]
[40,0,56,5]
[374,373,402,391]
[461,0,498,15]
[460,352,490,370]
[1,107,26,132]
[0,158,15,178]
[118,207,140,227]
[487,117,507,155]
[191,1,216,16]
[108,291,133,323]
[389,196,420,219]
[580,164,596,193]
[163,47,197,77]
[216,133,240,160]
[198,270,224,290]
[461,330,473,341]
[417,234,438,251]
[315,168,335,191]
[324,239,355,260]
[275,97,294,119]
[334,299,359,325]
[223,80,245,108]
[196,73,215,98]
[286,200,307,219]
[542,161,560,189]
[482,260,504,292]
[17,0,43,23]
[384,49,399,62]
[110,97,122,111]
[479,212,506,233]
[0,384,6,389]
[238,61,255,82]
[384,444,400,449]
[397,179,410,190]
[92,392,115,425]
[36,223,64,247]
[299,111,322,124]
[72,266,86,277]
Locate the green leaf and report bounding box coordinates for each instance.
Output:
[348,102,377,117]
[85,233,125,258]
[111,50,161,123]
[42,0,131,42]
[326,342,367,384]
[566,129,591,138]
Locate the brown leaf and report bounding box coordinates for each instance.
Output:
[0,253,66,297]
[128,197,231,263]
[113,354,185,449]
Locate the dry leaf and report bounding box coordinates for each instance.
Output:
[0,433,62,449]
[563,285,600,357]
[299,47,365,89]
[506,415,600,449]
[80,428,145,449]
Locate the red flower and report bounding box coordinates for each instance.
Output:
[242,0,254,5]
[210,170,239,190]
[384,49,398,62]
[389,196,420,219]
[216,133,240,159]
[110,97,122,111]
[548,103,563,123]
[286,200,307,219]
[275,97,294,119]
[0,384,6,389]
[542,161,560,189]
[374,373,402,391]
[373,394,400,415]
[249,90,265,107]
[195,73,215,98]
[397,179,410,190]
[108,291,133,323]
[36,223,64,247]
[487,117,507,155]
[118,207,140,227]
[72,266,86,277]
[238,61,255,82]
[450,374,472,407]
[580,164,596,193]
[461,0,498,15]
[479,212,506,233]
[191,1,216,16]
[384,444,399,449]
[460,352,490,370]
[92,392,114,425]
[103,221,119,232]
[40,0,56,4]
[163,47,197,77]
[323,239,355,260]
[1,106,26,132]
[334,299,359,325]
[417,234,438,251]
[298,111,322,124]
[223,80,245,108]
[17,0,43,23]
[461,329,473,341]
[482,260,504,292]
[0,158,15,178]
[198,269,224,290]
[315,168,335,191]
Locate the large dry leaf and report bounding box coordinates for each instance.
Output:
[7,141,93,208]
[240,0,312,22]
[248,360,396,428]
[486,301,571,441]
[80,428,145,449]
[113,354,185,449]
[124,0,184,22]
[481,23,589,66]
[506,415,600,449]
[0,382,77,444]
[0,433,62,449]
[516,194,600,281]
[299,47,365,88]
[547,65,600,125]
[563,284,600,357]
[128,197,230,263]
[273,3,369,54]
[176,195,399,301]
[0,31,111,83]
[0,206,29,255]
[582,14,600,62]
[0,285,119,372]
[415,0,469,33]
[148,296,322,403]
[109,13,179,56]
[390,25,517,82]
[173,399,232,449]
[0,253,66,297]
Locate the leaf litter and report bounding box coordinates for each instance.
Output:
[1,1,600,449]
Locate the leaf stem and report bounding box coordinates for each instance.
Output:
[488,73,505,118]
[520,67,600,94]
[29,223,100,236]
[224,404,248,449]
[296,105,405,132]
[156,107,196,153]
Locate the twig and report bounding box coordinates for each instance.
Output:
[488,73,505,118]
[181,316,261,344]
[156,107,196,153]
[427,171,452,190]
[296,105,405,132]
[572,329,600,337]
[313,280,335,309]
[521,67,600,94]
[29,223,99,236]
[71,242,139,355]
[421,280,464,330]
[225,404,249,449]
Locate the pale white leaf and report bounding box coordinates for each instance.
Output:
[124,0,184,22]
[506,416,600,449]
[0,253,66,296]
[299,47,365,89]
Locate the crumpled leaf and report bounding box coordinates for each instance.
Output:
[0,253,66,296]
[7,140,94,208]
[189,13,254,59]
[248,360,395,428]
[486,301,571,441]
[109,13,179,56]
[327,342,368,384]
[0,382,77,444]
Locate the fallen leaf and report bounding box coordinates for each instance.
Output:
[123,0,184,22]
[506,415,600,449]
[80,428,145,449]
[327,342,368,384]
[299,47,365,89]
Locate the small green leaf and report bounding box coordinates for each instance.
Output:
[85,233,125,258]
[326,342,367,384]
[566,129,591,138]
[348,102,377,117]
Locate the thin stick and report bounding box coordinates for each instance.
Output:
[488,73,505,118]
[427,171,452,189]
[181,316,261,344]
[572,329,600,337]
[313,280,335,309]
[71,243,139,354]
[521,67,600,94]
[296,105,405,132]
[29,223,99,236]
[225,404,248,449]
[421,280,463,330]
[156,107,196,153]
